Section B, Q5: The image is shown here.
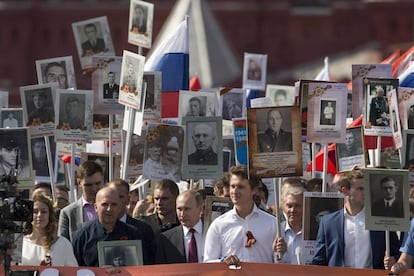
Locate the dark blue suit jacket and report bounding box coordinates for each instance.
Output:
[312,209,401,269]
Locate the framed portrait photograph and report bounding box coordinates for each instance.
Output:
[72,16,115,69]
[92,114,121,141]
[247,106,302,178]
[402,129,414,169]
[203,196,233,239]
[35,56,76,89]
[81,152,121,184]
[182,117,223,180]
[336,126,366,172]
[20,83,57,138]
[365,168,409,232]
[128,0,154,49]
[223,137,236,168]
[92,56,124,114]
[119,50,145,110]
[126,131,146,179]
[363,77,398,136]
[97,240,143,267]
[143,71,161,121]
[31,136,56,181]
[0,127,33,182]
[301,192,344,264]
[1,108,23,128]
[0,91,8,108]
[242,52,267,90]
[265,84,295,107]
[397,87,414,130]
[388,89,403,149]
[55,89,93,143]
[306,82,348,144]
[142,124,184,182]
[178,90,217,123]
[219,88,245,121]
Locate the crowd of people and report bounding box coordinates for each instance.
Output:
[6,160,414,274]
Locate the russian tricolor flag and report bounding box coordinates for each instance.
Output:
[145,17,189,118]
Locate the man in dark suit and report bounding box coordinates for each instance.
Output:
[58,161,104,241]
[258,109,292,152]
[134,179,180,239]
[312,168,401,269]
[371,176,404,218]
[155,190,204,264]
[81,23,106,56]
[102,71,119,99]
[108,179,155,264]
[188,122,218,165]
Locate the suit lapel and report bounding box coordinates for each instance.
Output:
[177,227,186,262]
[338,211,345,266]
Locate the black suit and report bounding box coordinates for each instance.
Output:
[125,215,155,264]
[103,83,119,99]
[371,199,404,218]
[155,226,187,264]
[137,213,180,240]
[81,38,106,55]
[257,128,292,152]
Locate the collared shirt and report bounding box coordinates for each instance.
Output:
[343,207,372,268]
[183,219,204,262]
[277,220,302,264]
[204,204,276,263]
[120,213,127,223]
[384,198,395,207]
[82,197,97,222]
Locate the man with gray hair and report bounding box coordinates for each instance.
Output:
[274,178,307,264]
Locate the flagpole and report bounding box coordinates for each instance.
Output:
[311,143,316,178]
[69,142,77,202]
[273,178,283,260]
[44,136,56,203]
[108,115,113,181]
[322,144,328,192]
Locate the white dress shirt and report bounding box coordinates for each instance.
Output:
[344,207,372,268]
[276,220,302,264]
[203,204,276,263]
[183,219,204,262]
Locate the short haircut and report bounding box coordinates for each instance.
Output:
[229,165,260,189]
[108,71,115,76]
[108,178,130,192]
[213,172,230,196]
[45,62,66,74]
[55,184,69,193]
[33,182,52,194]
[339,167,364,190]
[281,184,305,201]
[84,23,97,32]
[179,190,203,206]
[380,176,396,187]
[189,97,201,105]
[77,160,104,180]
[153,179,179,198]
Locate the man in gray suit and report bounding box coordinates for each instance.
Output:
[155,190,204,264]
[58,160,104,241]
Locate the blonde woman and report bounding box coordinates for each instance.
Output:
[21,193,78,266]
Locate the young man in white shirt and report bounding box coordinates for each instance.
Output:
[204,165,277,265]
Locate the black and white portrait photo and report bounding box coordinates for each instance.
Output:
[320,100,336,125]
[24,87,55,126]
[404,131,414,168]
[242,52,267,90]
[0,128,32,180]
[221,92,243,120]
[36,56,77,90]
[59,94,85,129]
[1,108,22,128]
[98,240,143,267]
[31,136,55,178]
[371,175,404,218]
[128,0,154,48]
[336,127,363,158]
[187,121,218,166]
[102,71,120,100]
[256,108,292,153]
